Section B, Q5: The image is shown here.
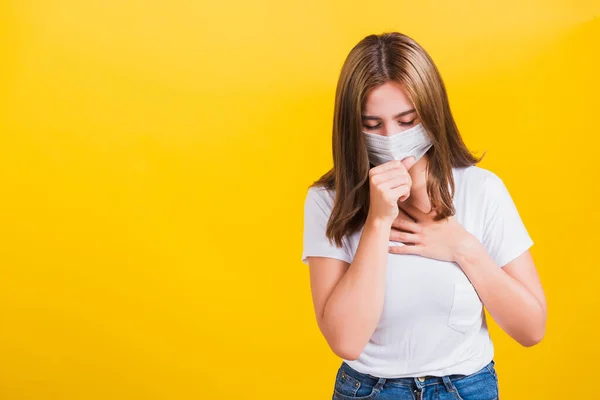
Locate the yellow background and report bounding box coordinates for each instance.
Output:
[0,1,598,398]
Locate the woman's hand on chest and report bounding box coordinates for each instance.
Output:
[388,201,479,263]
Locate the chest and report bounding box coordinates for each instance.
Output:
[344,195,486,328]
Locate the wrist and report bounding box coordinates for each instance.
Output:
[453,233,484,265]
[366,213,394,230]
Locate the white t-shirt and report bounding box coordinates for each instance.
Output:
[301,165,534,378]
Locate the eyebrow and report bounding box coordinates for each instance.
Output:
[361,109,416,120]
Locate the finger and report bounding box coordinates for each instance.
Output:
[389,244,423,255]
[381,174,410,190]
[391,218,421,234]
[400,156,417,171]
[389,185,411,203]
[389,229,420,243]
[370,159,408,177]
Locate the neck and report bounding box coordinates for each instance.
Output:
[409,154,429,191]
[401,154,431,212]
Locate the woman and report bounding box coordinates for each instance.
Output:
[301,32,547,400]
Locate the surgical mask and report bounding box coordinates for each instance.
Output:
[363,122,433,167]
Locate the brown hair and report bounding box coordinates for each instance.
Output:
[310,32,485,248]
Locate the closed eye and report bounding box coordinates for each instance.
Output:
[364,119,416,130]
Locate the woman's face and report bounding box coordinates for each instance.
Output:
[361,81,420,136]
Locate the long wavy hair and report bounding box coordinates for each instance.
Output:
[310,32,485,248]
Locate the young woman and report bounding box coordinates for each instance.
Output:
[301,32,547,400]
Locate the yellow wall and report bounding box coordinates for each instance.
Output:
[0,1,598,399]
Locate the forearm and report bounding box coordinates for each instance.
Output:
[323,214,391,359]
[454,238,546,347]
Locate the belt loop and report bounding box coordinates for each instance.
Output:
[372,377,387,394]
[442,376,456,393]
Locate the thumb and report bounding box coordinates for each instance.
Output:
[401,156,417,171]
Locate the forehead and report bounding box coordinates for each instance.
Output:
[363,81,413,114]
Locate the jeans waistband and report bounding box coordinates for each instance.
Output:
[340,359,495,389]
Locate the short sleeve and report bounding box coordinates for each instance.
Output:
[481,173,534,268]
[301,186,353,265]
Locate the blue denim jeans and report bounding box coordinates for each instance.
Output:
[332,359,499,400]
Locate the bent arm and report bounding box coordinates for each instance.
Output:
[455,239,547,347]
[308,215,392,360]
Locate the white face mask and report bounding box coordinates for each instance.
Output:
[363,122,433,167]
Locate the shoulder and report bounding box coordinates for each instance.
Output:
[305,184,336,211]
[452,165,505,198]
